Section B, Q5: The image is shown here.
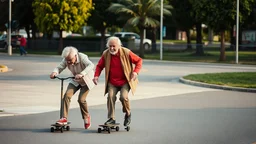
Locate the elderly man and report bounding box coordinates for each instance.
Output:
[50,46,94,129]
[93,36,142,127]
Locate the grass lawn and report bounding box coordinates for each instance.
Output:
[183,72,256,88]
[145,50,256,65]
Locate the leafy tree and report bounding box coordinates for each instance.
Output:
[169,0,195,50]
[87,0,122,53]
[0,1,9,31]
[32,0,93,54]
[191,0,255,61]
[14,0,36,39]
[0,0,20,32]
[107,0,172,58]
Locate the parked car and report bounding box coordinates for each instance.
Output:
[113,32,152,50]
[0,34,22,49]
[96,33,111,37]
[66,33,83,37]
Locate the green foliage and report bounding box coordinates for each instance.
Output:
[32,0,93,34]
[107,0,172,58]
[190,0,255,32]
[107,0,172,29]
[87,0,120,31]
[170,0,194,30]
[14,0,34,27]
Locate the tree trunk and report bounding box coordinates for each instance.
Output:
[151,28,157,53]
[25,25,30,49]
[139,29,145,58]
[219,31,226,61]
[58,30,63,55]
[31,22,37,40]
[229,29,236,51]
[208,28,213,44]
[195,23,204,55]
[185,29,192,50]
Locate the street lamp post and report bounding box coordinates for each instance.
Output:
[236,0,239,64]
[160,0,163,60]
[8,0,12,56]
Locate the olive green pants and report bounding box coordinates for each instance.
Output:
[107,82,130,119]
[63,83,89,120]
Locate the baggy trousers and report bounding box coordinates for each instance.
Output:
[107,82,130,119]
[63,83,89,119]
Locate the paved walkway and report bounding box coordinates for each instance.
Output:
[0,53,255,117]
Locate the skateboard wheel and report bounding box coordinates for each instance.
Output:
[98,128,102,133]
[60,127,64,133]
[66,126,70,131]
[116,126,119,131]
[107,127,111,133]
[50,127,55,132]
[126,126,130,131]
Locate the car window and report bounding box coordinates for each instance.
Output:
[124,34,134,38]
[134,34,140,39]
[11,35,22,39]
[0,35,7,40]
[114,34,122,37]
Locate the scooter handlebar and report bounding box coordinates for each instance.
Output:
[54,76,75,80]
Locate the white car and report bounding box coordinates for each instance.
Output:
[113,32,152,50]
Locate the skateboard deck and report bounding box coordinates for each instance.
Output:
[50,122,71,133]
[51,122,71,127]
[98,123,120,133]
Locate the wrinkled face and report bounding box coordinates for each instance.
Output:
[108,40,120,55]
[65,54,77,65]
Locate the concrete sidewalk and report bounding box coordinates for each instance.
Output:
[0,54,255,117]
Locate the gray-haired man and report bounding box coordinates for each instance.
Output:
[50,46,94,129]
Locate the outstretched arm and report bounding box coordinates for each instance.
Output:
[129,51,142,80]
[93,55,105,85]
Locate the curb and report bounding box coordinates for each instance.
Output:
[179,77,256,93]
[0,112,16,117]
[0,65,8,72]
[0,108,15,117]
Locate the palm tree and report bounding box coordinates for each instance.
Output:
[107,0,172,58]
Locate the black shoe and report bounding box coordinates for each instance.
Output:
[124,113,131,126]
[104,118,115,125]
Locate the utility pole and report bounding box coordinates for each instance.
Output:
[8,0,12,56]
[236,0,239,64]
[160,0,163,60]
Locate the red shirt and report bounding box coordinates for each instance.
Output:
[109,52,127,86]
[95,51,142,86]
[20,37,27,47]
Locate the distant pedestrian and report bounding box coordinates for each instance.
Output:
[19,35,27,56]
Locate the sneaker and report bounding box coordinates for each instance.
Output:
[124,113,131,126]
[56,117,67,125]
[84,115,91,129]
[104,118,116,125]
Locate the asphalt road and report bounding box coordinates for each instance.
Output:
[0,53,256,144]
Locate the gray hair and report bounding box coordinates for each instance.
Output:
[106,36,122,48]
[61,46,78,58]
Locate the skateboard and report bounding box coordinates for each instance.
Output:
[98,123,130,133]
[98,123,120,133]
[50,122,71,133]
